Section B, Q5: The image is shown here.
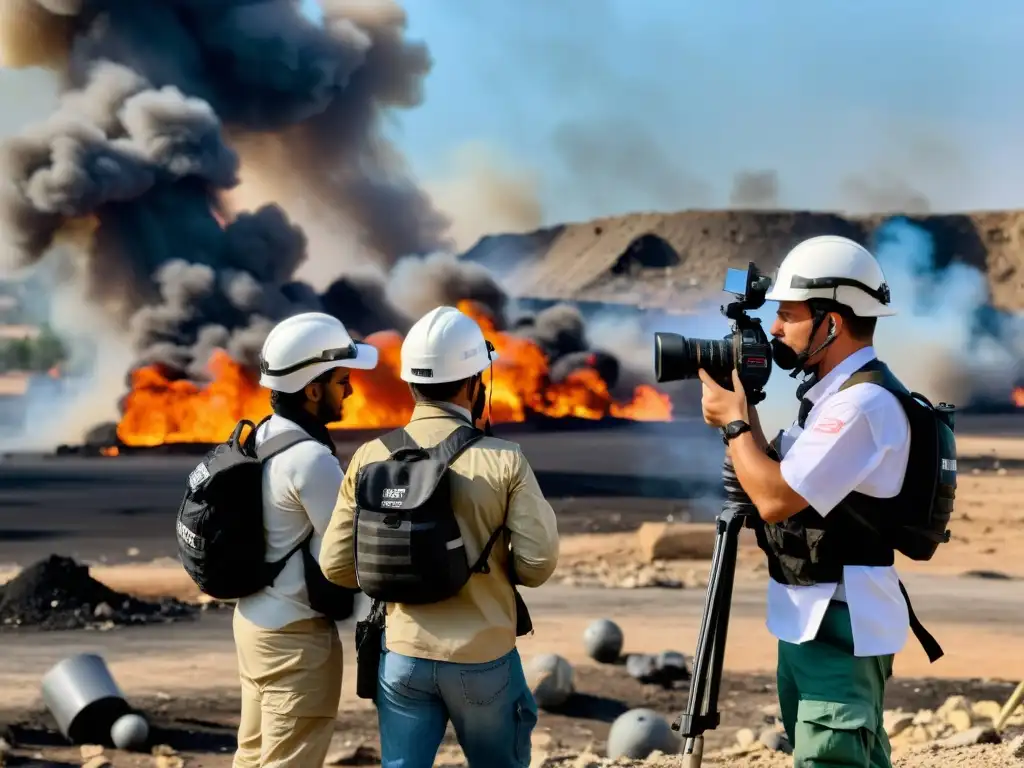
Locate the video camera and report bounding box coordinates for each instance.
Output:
[653,262,773,405]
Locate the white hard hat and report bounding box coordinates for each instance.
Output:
[259,312,378,393]
[765,235,897,317]
[400,305,499,384]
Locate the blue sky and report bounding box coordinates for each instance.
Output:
[303,0,1024,226]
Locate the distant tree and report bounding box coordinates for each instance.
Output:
[30,325,66,371]
[0,326,67,372]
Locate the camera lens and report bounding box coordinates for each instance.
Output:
[654,332,734,383]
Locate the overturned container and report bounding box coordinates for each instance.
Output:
[40,653,149,749]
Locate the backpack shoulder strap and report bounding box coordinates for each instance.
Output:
[838,358,910,396]
[380,428,417,456]
[256,430,315,462]
[425,425,485,468]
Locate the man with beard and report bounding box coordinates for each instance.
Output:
[698,236,945,768]
[320,304,560,768]
[233,312,378,768]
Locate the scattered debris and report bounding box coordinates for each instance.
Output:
[583,619,624,664]
[527,654,576,710]
[324,741,379,765]
[636,522,716,563]
[624,651,689,688]
[606,708,679,760]
[557,560,696,590]
[0,555,199,631]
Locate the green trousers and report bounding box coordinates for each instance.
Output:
[777,601,894,768]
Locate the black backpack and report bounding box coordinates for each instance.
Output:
[836,360,956,562]
[176,417,358,620]
[353,425,508,605]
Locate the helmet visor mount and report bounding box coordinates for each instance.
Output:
[260,343,359,378]
[786,274,891,307]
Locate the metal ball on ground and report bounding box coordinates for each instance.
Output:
[110,713,150,751]
[606,708,679,759]
[583,618,624,664]
[526,653,574,710]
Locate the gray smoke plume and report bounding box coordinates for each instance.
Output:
[730,170,779,209]
[515,303,589,360]
[384,251,509,325]
[0,0,457,383]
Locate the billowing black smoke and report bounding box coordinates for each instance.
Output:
[0,0,506,379]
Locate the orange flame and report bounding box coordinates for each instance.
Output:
[1014,387,1024,409]
[115,302,672,446]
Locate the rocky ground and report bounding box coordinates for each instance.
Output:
[1,433,1023,766]
[2,668,1022,767]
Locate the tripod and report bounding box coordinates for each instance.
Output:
[672,454,759,768]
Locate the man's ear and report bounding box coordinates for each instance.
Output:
[827,311,842,338]
[304,381,322,403]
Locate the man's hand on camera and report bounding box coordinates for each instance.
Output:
[698,368,749,427]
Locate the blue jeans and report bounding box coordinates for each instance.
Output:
[376,642,538,768]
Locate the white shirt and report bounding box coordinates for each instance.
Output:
[768,346,911,657]
[235,415,344,630]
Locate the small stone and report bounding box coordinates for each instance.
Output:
[758,727,792,753]
[155,756,184,768]
[945,709,973,732]
[127,547,140,557]
[151,745,177,756]
[93,602,114,618]
[912,709,935,725]
[936,695,970,718]
[636,522,716,562]
[526,654,574,710]
[324,744,378,765]
[582,619,624,664]
[883,711,914,738]
[971,700,1002,723]
[735,728,756,747]
[80,744,105,759]
[82,756,111,768]
[1007,734,1024,759]
[937,726,1000,748]
[606,708,679,759]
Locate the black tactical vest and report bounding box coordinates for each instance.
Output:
[755,358,949,662]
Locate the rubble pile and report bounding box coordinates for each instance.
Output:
[708,694,1024,767]
[0,556,199,631]
[555,523,722,590]
[882,694,1021,750]
[556,560,700,590]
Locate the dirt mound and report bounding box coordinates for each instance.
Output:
[0,555,198,630]
[462,209,1024,312]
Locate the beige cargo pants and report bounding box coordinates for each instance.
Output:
[232,608,343,768]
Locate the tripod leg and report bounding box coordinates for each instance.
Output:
[673,510,746,768]
[995,680,1024,731]
[682,735,704,767]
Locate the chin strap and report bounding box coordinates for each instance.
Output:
[788,309,839,380]
[483,346,495,437]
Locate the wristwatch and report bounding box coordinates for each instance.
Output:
[721,420,751,445]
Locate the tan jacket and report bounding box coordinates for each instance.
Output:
[319,402,560,663]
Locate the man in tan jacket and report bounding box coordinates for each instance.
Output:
[320,304,560,768]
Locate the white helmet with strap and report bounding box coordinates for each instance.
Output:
[765,235,896,317]
[259,312,378,394]
[400,305,499,384]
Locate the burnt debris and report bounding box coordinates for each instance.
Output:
[0,555,200,631]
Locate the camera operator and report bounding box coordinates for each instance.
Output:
[698,235,942,768]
